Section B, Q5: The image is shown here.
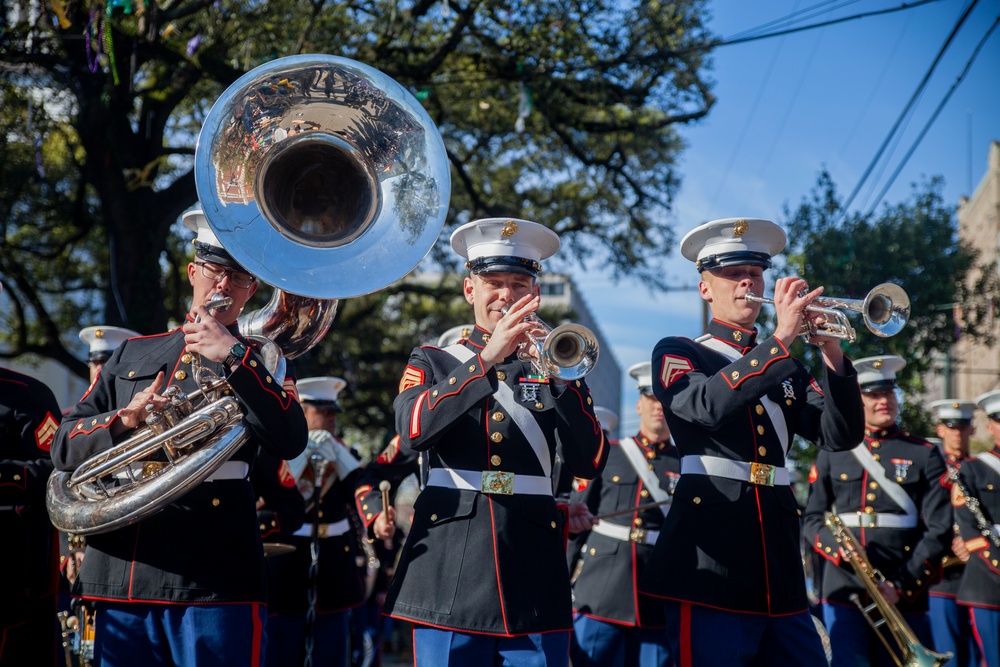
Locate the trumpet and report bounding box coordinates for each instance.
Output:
[745,282,910,343]
[502,308,599,380]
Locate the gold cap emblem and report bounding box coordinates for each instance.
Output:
[873,359,883,369]
[95,329,105,338]
[501,220,519,237]
[733,219,749,236]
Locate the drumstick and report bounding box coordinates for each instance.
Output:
[592,498,672,521]
[379,480,391,512]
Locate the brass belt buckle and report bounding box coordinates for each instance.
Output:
[748,462,776,486]
[481,471,514,495]
[857,512,878,528]
[629,528,647,544]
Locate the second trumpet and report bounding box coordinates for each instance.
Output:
[503,308,599,381]
[745,282,910,343]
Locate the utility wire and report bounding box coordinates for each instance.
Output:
[834,0,980,221]
[862,14,1000,217]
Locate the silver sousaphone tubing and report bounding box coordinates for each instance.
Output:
[47,55,450,534]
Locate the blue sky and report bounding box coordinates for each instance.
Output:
[565,0,1000,435]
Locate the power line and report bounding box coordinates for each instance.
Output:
[861,14,1000,217]
[834,0,980,221]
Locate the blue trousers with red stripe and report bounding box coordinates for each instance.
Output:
[94,601,266,667]
[970,606,1000,667]
[929,595,980,667]
[664,600,827,666]
[412,625,570,666]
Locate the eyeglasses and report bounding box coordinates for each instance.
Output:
[194,262,256,289]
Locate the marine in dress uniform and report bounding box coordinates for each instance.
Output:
[803,355,953,667]
[265,376,367,667]
[569,361,679,667]
[386,218,607,666]
[0,362,62,667]
[49,209,307,667]
[642,217,865,666]
[952,391,1000,667]
[927,400,981,667]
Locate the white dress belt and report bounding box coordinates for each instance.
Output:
[681,455,790,487]
[112,460,249,482]
[293,517,351,538]
[591,520,660,545]
[837,512,918,529]
[426,468,553,496]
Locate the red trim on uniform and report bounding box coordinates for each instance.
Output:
[680,601,693,667]
[282,378,298,402]
[723,341,789,389]
[410,391,428,439]
[486,496,511,635]
[68,413,117,438]
[236,351,294,410]
[753,486,772,614]
[378,435,401,464]
[399,366,425,393]
[809,378,824,396]
[426,357,486,410]
[0,465,26,492]
[251,602,263,666]
[631,484,642,625]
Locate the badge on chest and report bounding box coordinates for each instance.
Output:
[518,374,548,408]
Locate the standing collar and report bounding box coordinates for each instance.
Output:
[465,325,492,350]
[864,425,901,439]
[706,319,758,352]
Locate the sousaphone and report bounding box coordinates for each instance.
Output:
[47,55,450,535]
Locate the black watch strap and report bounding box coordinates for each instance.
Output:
[225,342,247,367]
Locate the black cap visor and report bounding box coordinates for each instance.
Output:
[696,251,772,273]
[194,241,252,275]
[860,380,897,394]
[468,256,541,277]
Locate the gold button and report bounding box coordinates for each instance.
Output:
[281,391,286,398]
[535,402,544,409]
[904,545,911,551]
[492,412,505,422]
[128,371,136,377]
[430,514,438,521]
[825,546,832,553]
[496,371,506,381]
[91,419,97,426]
[250,360,258,367]
[758,446,766,456]
[469,365,477,372]
[576,381,582,387]
[916,579,922,586]
[448,377,457,385]
[786,399,793,406]
[550,521,557,529]
[587,397,593,405]
[646,451,655,459]
[345,546,351,553]
[366,513,373,520]
[693,497,701,504]
[612,475,620,482]
[647,464,654,470]
[840,473,848,480]
[432,390,439,397]
[869,482,879,490]
[871,442,880,449]
[872,454,880,462]
[757,425,765,435]
[770,347,779,354]
[265,376,272,383]
[755,405,764,415]
[750,359,759,367]
[259,524,266,531]
[362,504,368,511]
[181,353,193,364]
[988,484,995,491]
[590,548,597,556]
[634,518,643,526]
[994,560,999,567]
[13,474,21,481]
[923,569,930,575]
[731,371,740,380]
[174,370,187,381]
[866,493,876,501]
[318,511,324,518]
[105,416,110,422]
[641,490,649,498]
[491,455,501,466]
[986,551,992,559]
[491,432,503,443]
[864,506,875,514]
[212,498,220,507]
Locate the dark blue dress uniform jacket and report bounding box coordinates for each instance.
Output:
[569,433,679,627]
[641,320,864,616]
[266,467,367,614]
[953,447,1000,609]
[929,453,969,599]
[386,326,607,636]
[1,367,62,606]
[50,324,307,605]
[803,426,952,613]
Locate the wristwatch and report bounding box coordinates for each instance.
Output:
[224,342,247,368]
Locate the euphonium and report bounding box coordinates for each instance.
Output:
[824,512,952,667]
[745,282,910,343]
[503,308,599,380]
[46,54,450,535]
